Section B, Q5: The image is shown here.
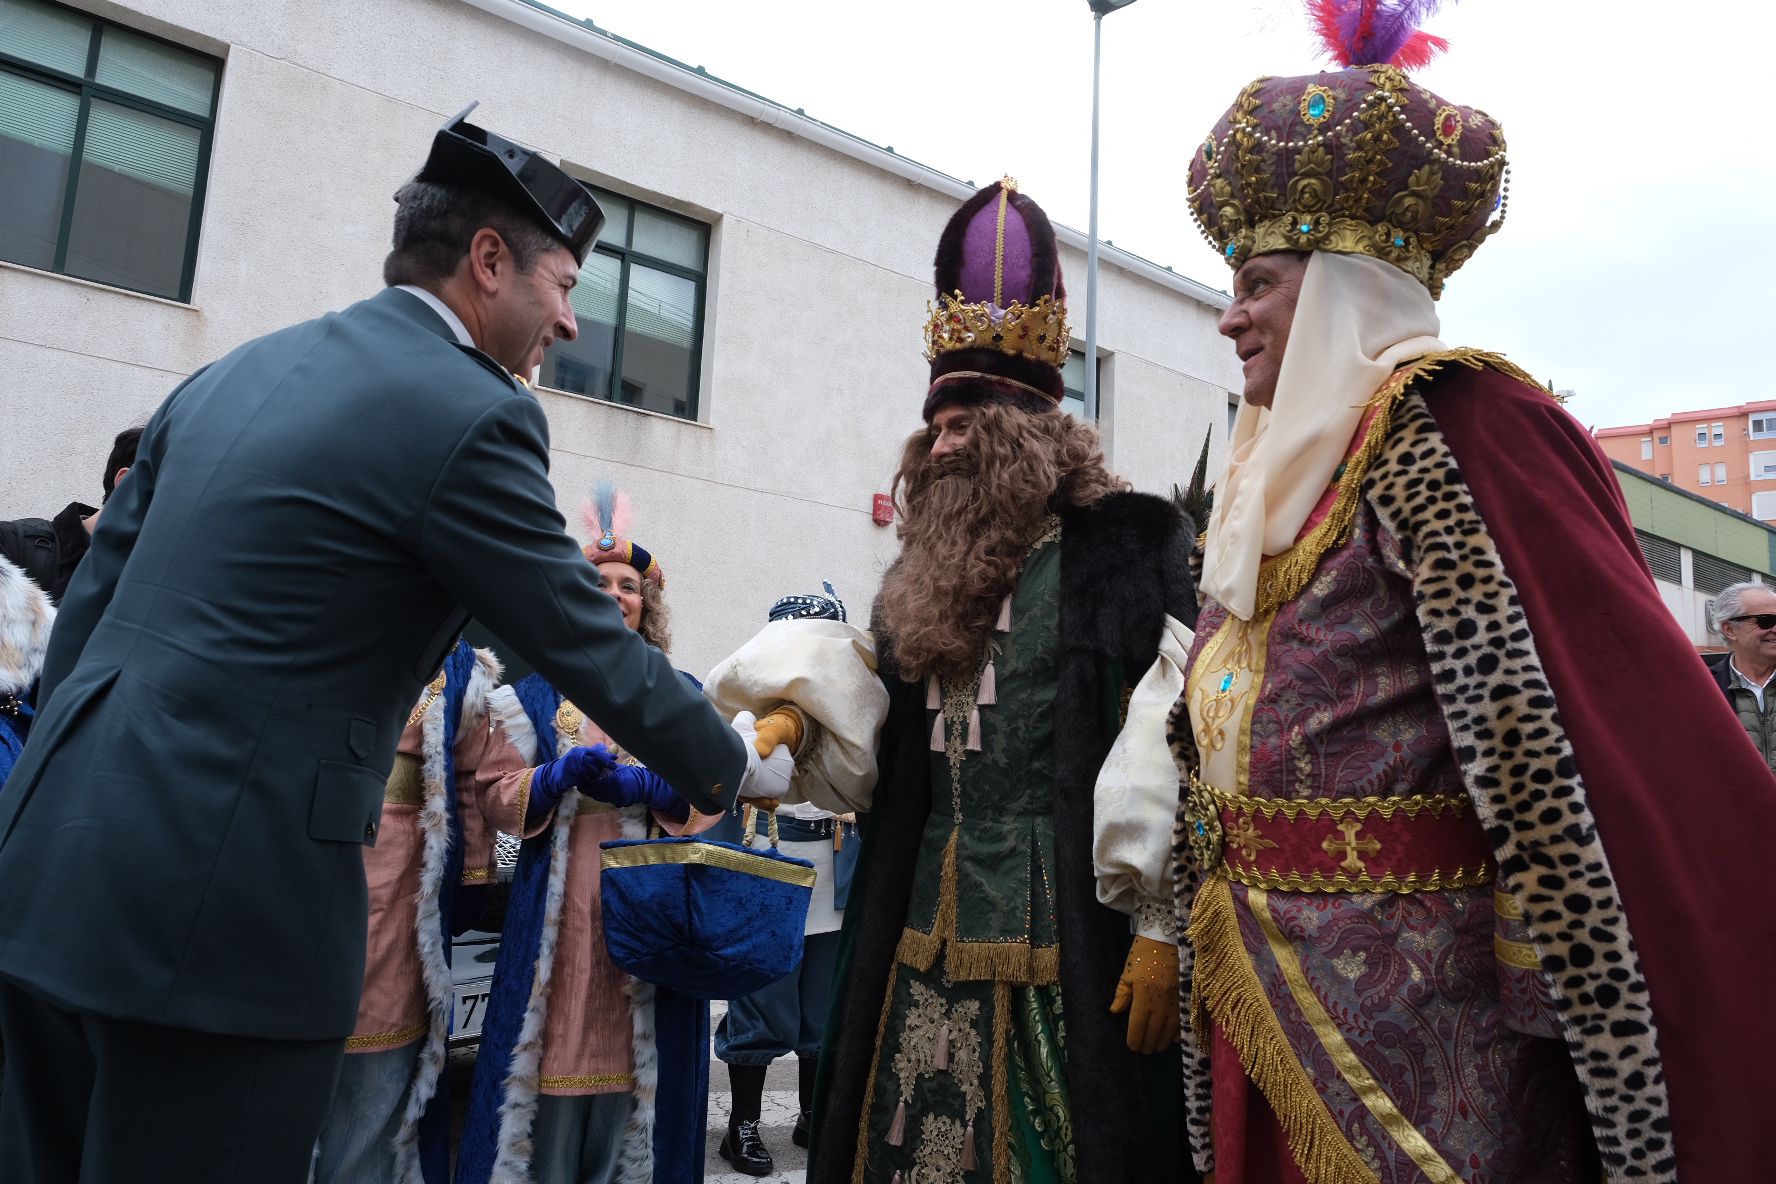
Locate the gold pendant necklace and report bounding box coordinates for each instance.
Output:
[407,671,447,727]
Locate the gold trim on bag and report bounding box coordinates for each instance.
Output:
[599,840,816,888]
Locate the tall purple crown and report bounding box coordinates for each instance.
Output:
[922,178,1071,420]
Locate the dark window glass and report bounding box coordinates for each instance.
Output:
[1061,348,1099,420]
[538,188,707,421]
[0,0,218,300]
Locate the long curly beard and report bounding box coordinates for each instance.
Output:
[875,403,1124,683]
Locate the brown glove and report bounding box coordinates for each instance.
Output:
[1109,935,1181,1054]
[739,707,805,812]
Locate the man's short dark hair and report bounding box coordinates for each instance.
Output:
[103,426,145,503]
[382,181,566,288]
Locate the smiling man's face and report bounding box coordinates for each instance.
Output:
[1218,251,1309,409]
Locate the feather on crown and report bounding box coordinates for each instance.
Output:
[579,481,663,586]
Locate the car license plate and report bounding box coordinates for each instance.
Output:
[452,978,493,1041]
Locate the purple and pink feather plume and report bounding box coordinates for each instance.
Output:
[581,481,633,542]
[1305,0,1452,69]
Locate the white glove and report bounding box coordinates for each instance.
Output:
[732,710,795,803]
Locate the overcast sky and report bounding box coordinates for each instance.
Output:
[550,0,1774,431]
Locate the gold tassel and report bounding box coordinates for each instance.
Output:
[992,983,1013,1184]
[1186,876,1378,1184]
[886,1097,907,1146]
[942,941,1060,985]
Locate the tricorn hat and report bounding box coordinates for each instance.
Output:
[406,101,606,263]
[922,177,1071,421]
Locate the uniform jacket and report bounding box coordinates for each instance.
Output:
[0,287,746,1041]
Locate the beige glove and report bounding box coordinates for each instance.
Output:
[1109,935,1182,1054]
[735,707,803,812]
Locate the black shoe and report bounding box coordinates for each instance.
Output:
[792,1110,810,1148]
[719,1119,774,1176]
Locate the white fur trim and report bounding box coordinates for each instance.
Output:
[460,647,503,734]
[0,555,54,696]
[486,685,540,769]
[391,690,453,1182]
[488,795,578,1183]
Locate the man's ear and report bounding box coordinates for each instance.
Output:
[466,227,507,295]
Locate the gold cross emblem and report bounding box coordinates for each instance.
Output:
[1225,815,1278,863]
[1322,819,1381,874]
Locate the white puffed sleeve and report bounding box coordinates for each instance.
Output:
[703,619,889,814]
[1093,613,1194,942]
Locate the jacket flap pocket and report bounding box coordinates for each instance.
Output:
[310,761,386,845]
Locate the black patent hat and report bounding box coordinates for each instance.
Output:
[406,101,605,262]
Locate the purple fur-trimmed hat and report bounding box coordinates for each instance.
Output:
[921,177,1071,422]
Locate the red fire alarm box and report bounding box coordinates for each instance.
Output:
[871,493,894,526]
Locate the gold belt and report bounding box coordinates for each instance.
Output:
[1183,774,1493,893]
[383,753,423,806]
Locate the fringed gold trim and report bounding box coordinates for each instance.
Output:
[852,962,903,1184]
[1252,348,1528,618]
[895,828,959,973]
[943,941,1060,985]
[1186,875,1378,1184]
[345,1021,428,1051]
[992,981,1013,1184]
[1223,862,1493,895]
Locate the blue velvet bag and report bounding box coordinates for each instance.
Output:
[599,832,815,1000]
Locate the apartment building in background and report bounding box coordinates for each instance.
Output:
[1597,400,1776,524]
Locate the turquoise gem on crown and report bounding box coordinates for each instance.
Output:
[1305,91,1328,121]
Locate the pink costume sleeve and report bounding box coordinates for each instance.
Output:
[470,722,556,840]
[656,804,721,838]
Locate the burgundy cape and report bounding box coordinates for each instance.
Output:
[1427,368,1776,1179]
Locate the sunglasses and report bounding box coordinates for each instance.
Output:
[1726,614,1776,629]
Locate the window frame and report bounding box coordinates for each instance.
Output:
[1754,491,1776,520]
[535,187,710,421]
[1751,415,1776,440]
[1713,422,1727,446]
[1749,450,1776,481]
[1698,463,1712,486]
[1715,462,1728,486]
[0,0,222,302]
[1639,437,1653,460]
[1696,426,1709,448]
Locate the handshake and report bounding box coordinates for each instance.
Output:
[527,706,799,817]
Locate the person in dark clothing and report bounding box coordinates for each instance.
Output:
[0,426,143,604]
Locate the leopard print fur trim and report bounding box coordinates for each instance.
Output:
[1166,692,1215,1176]
[1367,389,1673,1180]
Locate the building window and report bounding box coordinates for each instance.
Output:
[1698,463,1712,486]
[1715,462,1728,485]
[1713,422,1726,446]
[1751,451,1776,480]
[537,187,708,420]
[1755,492,1776,521]
[1060,349,1102,421]
[1751,415,1776,439]
[1696,426,1709,448]
[0,0,219,301]
[1639,437,1653,460]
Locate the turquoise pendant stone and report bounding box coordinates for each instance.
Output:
[1299,219,1313,233]
[1306,91,1328,120]
[1225,241,1238,259]
[1393,235,1406,248]
[1195,820,1207,837]
[1218,672,1235,693]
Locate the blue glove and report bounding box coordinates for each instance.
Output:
[587,764,686,818]
[527,744,618,825]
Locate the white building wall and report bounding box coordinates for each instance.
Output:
[0,0,1241,676]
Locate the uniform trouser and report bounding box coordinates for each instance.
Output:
[714,928,841,1065]
[530,1091,634,1184]
[0,975,344,1184]
[311,1040,423,1183]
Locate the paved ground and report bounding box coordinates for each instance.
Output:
[704,1000,809,1183]
[447,1000,810,1181]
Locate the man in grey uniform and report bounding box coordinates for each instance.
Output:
[0,107,780,1182]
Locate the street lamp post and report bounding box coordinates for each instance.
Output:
[1083,0,1137,423]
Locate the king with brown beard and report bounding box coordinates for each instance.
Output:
[709,178,1204,1184]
